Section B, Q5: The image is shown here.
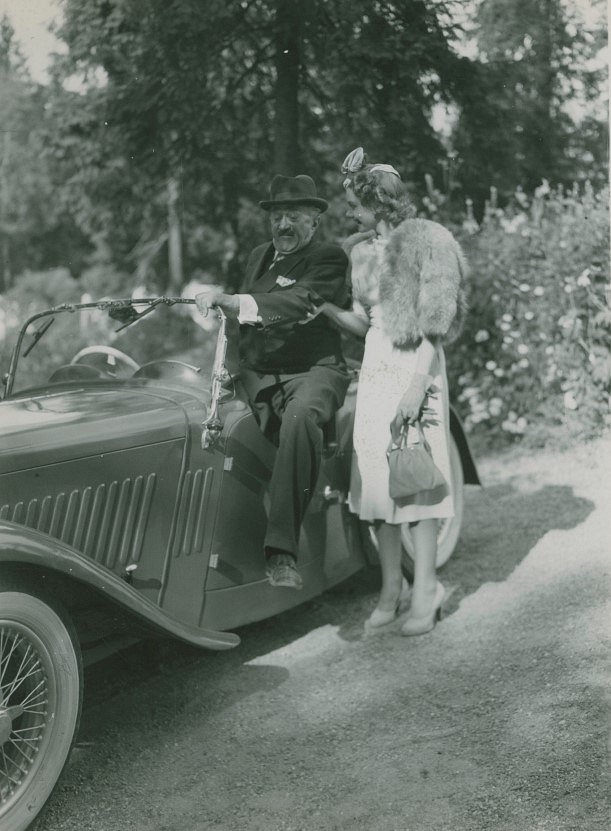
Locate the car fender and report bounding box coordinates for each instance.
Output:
[0,520,239,650]
[449,405,481,486]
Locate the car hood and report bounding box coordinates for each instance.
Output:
[0,387,192,474]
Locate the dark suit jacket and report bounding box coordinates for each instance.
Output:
[238,238,350,383]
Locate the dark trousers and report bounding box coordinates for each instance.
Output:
[244,365,350,558]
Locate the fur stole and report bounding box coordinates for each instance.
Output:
[379,218,468,348]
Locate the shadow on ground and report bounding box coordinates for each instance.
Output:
[439,481,593,616]
[82,479,594,711]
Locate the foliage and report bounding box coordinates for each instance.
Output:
[0,16,91,290]
[452,0,608,212]
[447,182,611,447]
[44,0,464,284]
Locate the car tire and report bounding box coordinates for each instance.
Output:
[0,586,82,831]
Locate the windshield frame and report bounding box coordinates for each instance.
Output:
[2,297,196,399]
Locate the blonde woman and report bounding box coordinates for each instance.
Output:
[308,148,466,635]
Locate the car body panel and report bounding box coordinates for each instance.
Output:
[0,520,239,650]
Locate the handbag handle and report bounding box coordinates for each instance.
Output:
[388,421,432,454]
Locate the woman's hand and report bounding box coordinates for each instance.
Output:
[299,301,328,324]
[342,229,376,254]
[391,375,429,438]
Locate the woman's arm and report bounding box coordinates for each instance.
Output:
[303,301,370,338]
[392,337,437,434]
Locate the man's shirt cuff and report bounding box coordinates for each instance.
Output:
[237,294,261,325]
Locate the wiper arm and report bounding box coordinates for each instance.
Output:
[23,317,55,357]
[109,298,166,332]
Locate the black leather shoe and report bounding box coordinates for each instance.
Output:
[265,553,303,590]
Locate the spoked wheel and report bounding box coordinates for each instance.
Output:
[400,434,464,580]
[0,590,82,831]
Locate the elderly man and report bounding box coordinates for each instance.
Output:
[195,174,350,589]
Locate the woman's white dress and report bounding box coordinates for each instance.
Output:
[347,237,455,525]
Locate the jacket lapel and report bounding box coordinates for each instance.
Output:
[243,243,275,292]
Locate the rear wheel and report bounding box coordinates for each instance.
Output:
[0,589,82,831]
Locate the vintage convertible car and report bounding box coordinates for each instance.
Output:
[0,297,479,831]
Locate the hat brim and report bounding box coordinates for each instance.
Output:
[259,196,328,212]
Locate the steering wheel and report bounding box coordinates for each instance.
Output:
[70,346,140,378]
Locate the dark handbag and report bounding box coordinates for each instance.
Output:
[387,421,446,499]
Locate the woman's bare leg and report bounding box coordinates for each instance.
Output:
[408,518,441,618]
[373,521,403,612]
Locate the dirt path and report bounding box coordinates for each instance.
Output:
[34,437,610,831]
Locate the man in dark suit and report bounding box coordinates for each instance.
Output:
[195,174,350,589]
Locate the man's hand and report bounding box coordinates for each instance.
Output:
[391,374,430,439]
[195,288,239,318]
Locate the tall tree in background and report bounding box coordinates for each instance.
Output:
[453,0,607,207]
[0,15,89,290]
[46,0,462,287]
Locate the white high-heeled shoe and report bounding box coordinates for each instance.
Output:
[365,580,411,630]
[400,581,445,637]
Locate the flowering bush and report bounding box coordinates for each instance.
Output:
[447,183,610,447]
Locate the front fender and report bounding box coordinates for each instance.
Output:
[0,520,239,650]
[449,405,481,486]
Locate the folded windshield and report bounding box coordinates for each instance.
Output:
[5,298,220,396]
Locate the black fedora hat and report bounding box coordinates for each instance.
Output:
[259,174,328,212]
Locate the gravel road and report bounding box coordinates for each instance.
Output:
[33,436,610,831]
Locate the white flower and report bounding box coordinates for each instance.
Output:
[558,316,573,330]
[519,283,530,292]
[474,329,490,343]
[524,311,535,321]
[500,214,527,234]
[533,286,544,297]
[458,374,470,385]
[490,397,503,408]
[518,358,529,368]
[491,293,500,302]
[564,391,578,411]
[493,368,505,378]
[502,313,513,322]
[534,179,550,198]
[576,268,591,287]
[500,321,511,332]
[517,344,529,355]
[503,335,513,344]
[515,417,528,432]
[485,360,497,371]
[564,284,573,294]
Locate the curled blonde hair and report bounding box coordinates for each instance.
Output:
[348,166,416,227]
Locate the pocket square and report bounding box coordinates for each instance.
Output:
[275,275,296,287]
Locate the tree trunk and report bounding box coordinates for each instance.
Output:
[535,0,555,176]
[167,175,183,291]
[0,132,11,291]
[273,0,302,175]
